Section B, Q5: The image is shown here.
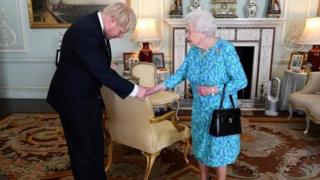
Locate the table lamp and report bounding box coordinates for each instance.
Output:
[297,17,320,71]
[132,18,160,62]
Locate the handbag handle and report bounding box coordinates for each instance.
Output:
[219,84,236,109]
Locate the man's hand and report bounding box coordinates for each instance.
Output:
[146,83,166,96]
[197,86,218,96]
[136,86,147,101]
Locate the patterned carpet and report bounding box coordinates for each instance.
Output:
[1,113,320,180]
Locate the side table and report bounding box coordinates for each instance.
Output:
[279,70,307,110]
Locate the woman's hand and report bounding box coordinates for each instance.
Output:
[110,63,117,70]
[146,83,166,96]
[197,85,218,96]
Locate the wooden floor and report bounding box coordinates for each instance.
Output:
[0,99,56,119]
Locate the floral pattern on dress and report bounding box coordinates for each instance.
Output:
[164,38,247,167]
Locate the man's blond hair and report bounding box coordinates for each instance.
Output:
[102,2,136,32]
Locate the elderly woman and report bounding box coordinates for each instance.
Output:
[147,10,247,180]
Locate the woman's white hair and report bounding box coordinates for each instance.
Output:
[184,10,217,37]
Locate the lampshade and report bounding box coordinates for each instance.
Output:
[131,18,160,42]
[131,18,160,62]
[297,17,320,71]
[297,17,320,44]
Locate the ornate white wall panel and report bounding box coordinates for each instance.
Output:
[0,0,27,52]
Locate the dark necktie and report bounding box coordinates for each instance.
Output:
[105,38,112,60]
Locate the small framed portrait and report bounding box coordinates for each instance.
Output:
[55,49,61,66]
[152,53,165,68]
[123,52,138,71]
[288,52,307,70]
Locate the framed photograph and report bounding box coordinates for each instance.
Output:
[152,53,165,68]
[123,52,138,71]
[55,49,61,66]
[27,0,128,28]
[288,52,307,70]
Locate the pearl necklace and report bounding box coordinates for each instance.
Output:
[200,38,217,58]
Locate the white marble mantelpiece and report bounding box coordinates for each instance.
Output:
[165,18,284,100]
[165,18,284,27]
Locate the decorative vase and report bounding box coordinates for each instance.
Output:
[190,0,202,11]
[139,42,153,62]
[247,0,257,18]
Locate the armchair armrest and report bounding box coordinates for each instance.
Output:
[301,72,320,93]
[149,111,185,131]
[130,76,140,85]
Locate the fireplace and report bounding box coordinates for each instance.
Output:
[236,46,254,99]
[165,18,283,102]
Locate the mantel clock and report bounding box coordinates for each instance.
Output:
[210,0,237,18]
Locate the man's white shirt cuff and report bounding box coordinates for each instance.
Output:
[129,84,139,97]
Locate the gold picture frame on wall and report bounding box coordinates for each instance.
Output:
[27,0,129,28]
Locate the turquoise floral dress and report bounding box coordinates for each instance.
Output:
[164,38,247,167]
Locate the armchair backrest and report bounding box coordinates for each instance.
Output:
[100,86,157,152]
[131,62,157,87]
[301,71,320,93]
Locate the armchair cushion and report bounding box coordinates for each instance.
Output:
[149,91,180,106]
[151,121,190,153]
[289,93,320,110]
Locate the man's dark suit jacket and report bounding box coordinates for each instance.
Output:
[47,11,134,112]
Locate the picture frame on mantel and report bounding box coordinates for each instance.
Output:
[27,0,129,28]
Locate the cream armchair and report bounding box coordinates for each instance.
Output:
[131,62,180,107]
[288,71,320,134]
[100,86,190,180]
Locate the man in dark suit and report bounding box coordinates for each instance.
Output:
[46,2,146,179]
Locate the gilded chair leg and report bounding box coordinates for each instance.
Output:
[304,116,311,135]
[142,151,160,180]
[287,103,293,120]
[183,138,190,164]
[105,141,114,172]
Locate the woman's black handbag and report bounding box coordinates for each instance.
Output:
[209,85,242,137]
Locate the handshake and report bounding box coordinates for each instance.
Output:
[135,84,166,101]
[135,84,218,101]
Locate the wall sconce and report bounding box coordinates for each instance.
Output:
[131,18,160,62]
[297,17,320,71]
